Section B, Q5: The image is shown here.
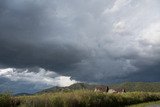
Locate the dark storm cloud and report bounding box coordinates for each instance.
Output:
[0,0,160,84]
[0,0,89,72]
[120,63,160,82]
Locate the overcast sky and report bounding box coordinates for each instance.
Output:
[0,0,160,93]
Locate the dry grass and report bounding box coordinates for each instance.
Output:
[1,90,160,107]
[0,93,11,107]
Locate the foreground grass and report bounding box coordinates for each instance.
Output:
[1,90,160,107]
[128,100,160,107]
[0,93,11,107]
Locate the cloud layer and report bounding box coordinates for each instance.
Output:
[0,68,77,93]
[0,0,160,92]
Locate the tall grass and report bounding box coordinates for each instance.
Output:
[0,93,11,107]
[17,90,160,107]
[1,90,160,107]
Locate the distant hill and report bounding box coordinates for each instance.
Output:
[68,83,98,90]
[110,82,160,92]
[38,82,160,93]
[14,93,32,96]
[38,83,98,93]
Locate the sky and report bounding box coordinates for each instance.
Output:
[0,0,160,94]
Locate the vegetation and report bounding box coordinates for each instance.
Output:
[1,82,160,107]
[39,82,160,93]
[0,93,11,107]
[1,90,160,107]
[110,82,160,92]
[128,100,160,107]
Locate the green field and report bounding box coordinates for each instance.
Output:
[128,100,160,107]
[110,82,160,92]
[1,90,160,107]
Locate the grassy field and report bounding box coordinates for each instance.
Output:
[110,82,160,92]
[1,90,160,107]
[128,100,160,107]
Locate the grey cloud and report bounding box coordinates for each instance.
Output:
[0,0,89,72]
[0,0,160,85]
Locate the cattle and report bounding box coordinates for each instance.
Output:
[108,88,126,93]
[94,86,109,92]
[108,89,117,93]
[94,86,126,94]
